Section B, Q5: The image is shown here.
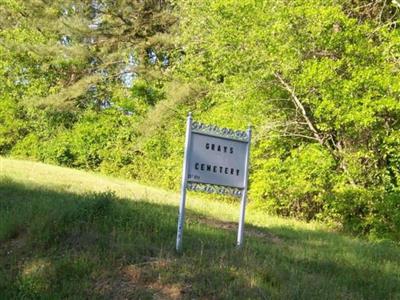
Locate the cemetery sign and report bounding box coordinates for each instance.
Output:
[176,113,251,251]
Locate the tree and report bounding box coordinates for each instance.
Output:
[169,0,400,238]
[1,0,176,109]
[0,0,176,163]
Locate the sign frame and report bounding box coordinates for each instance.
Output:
[176,112,251,251]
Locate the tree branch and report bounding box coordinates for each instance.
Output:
[274,73,325,145]
[273,75,357,186]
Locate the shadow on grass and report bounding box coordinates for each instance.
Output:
[0,177,399,299]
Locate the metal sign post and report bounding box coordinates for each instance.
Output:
[237,126,251,247]
[176,112,251,252]
[176,113,192,252]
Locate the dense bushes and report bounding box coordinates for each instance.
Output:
[250,144,334,221]
[10,109,139,176]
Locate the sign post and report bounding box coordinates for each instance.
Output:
[237,126,251,247]
[176,112,251,252]
[176,112,193,252]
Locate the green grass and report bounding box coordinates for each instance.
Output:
[1,157,399,299]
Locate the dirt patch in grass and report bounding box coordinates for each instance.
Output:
[94,259,189,299]
[196,216,283,244]
[63,230,110,251]
[0,229,28,257]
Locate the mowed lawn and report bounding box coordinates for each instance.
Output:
[0,157,399,299]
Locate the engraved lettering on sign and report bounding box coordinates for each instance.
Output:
[187,132,247,188]
[191,162,240,177]
[205,142,234,154]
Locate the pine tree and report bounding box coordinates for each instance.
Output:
[0,0,176,110]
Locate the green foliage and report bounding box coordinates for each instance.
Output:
[0,98,27,154]
[251,144,334,221]
[322,187,400,241]
[164,0,400,240]
[11,108,140,176]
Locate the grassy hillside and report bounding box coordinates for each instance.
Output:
[1,158,399,299]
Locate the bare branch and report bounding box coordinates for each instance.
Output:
[274,73,325,145]
[268,133,322,142]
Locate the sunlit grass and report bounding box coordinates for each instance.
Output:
[0,157,324,230]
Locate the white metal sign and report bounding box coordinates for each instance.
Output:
[176,112,251,251]
[188,133,247,188]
